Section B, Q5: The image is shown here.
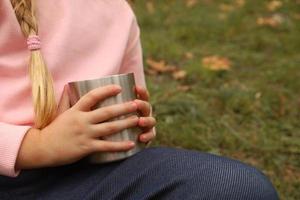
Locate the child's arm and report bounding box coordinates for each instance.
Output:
[2,85,139,177]
[15,128,49,170]
[0,123,31,177]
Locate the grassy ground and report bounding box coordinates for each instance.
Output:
[131,0,300,199]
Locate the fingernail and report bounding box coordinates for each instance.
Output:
[130,101,138,109]
[129,141,135,147]
[138,118,144,125]
[113,85,122,91]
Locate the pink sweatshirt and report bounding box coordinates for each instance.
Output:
[0,0,146,177]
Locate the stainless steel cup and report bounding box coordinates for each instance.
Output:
[67,73,144,163]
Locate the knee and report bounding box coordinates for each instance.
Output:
[203,159,279,200]
[135,147,279,200]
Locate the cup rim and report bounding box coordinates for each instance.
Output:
[67,72,134,85]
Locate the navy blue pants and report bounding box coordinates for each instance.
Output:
[0,147,278,200]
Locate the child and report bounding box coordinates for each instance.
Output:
[0,0,278,199]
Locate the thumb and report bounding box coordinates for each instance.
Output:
[57,85,71,115]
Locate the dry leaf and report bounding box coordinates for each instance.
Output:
[146,58,176,73]
[184,52,194,60]
[145,68,158,76]
[172,70,187,80]
[219,4,235,12]
[166,65,178,73]
[255,92,262,99]
[235,0,245,7]
[177,85,192,92]
[146,59,167,72]
[146,1,155,14]
[186,0,198,8]
[256,14,284,27]
[267,0,283,12]
[202,56,231,71]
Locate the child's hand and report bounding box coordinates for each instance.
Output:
[134,86,157,144]
[17,85,139,169]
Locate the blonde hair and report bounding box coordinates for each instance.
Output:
[11,0,57,129]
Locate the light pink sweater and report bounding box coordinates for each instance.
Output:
[0,0,146,177]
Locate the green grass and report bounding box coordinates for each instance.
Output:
[131,0,300,199]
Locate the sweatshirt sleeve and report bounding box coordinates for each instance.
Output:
[119,10,146,88]
[0,122,31,177]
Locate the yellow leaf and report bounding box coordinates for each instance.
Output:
[177,85,192,92]
[146,59,166,72]
[146,58,177,73]
[202,56,231,71]
[184,52,194,60]
[172,70,187,80]
[146,1,155,14]
[256,14,283,27]
[267,0,283,12]
[219,4,235,12]
[186,0,198,8]
[145,68,158,76]
[235,0,245,8]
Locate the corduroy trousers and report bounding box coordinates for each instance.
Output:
[0,147,278,200]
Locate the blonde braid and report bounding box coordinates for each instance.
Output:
[11,0,57,129]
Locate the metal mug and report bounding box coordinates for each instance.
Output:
[67,73,145,163]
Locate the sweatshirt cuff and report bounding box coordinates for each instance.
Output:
[0,123,31,177]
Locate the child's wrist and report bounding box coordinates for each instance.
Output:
[16,128,54,170]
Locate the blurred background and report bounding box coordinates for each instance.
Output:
[129,0,299,199]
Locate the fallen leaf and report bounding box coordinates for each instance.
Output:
[166,65,178,73]
[235,0,245,7]
[267,0,283,12]
[256,14,284,27]
[146,58,176,73]
[146,59,166,72]
[186,0,198,8]
[202,56,231,71]
[184,52,194,60]
[172,70,187,80]
[177,85,192,92]
[219,4,235,12]
[145,68,158,76]
[255,92,262,99]
[146,1,155,14]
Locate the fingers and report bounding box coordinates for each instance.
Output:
[135,86,149,101]
[139,130,156,143]
[88,101,138,123]
[138,117,156,143]
[138,117,156,128]
[91,140,135,152]
[134,99,151,117]
[90,115,139,138]
[74,85,121,111]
